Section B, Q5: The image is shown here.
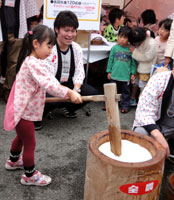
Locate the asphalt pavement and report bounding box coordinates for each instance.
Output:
[0,97,173,200]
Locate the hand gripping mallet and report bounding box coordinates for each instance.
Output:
[46,83,122,156]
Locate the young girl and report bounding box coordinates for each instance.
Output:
[155,18,172,65]
[4,25,82,186]
[128,27,157,94]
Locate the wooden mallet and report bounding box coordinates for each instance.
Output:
[104,83,122,156]
[45,83,122,156]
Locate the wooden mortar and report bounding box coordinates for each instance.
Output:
[84,130,166,200]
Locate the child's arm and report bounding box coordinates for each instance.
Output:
[28,59,71,99]
[130,56,136,84]
[106,46,115,79]
[130,57,136,75]
[107,73,111,80]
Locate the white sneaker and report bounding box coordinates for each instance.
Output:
[5,156,23,170]
[21,170,52,186]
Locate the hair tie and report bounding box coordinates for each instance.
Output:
[28,31,33,35]
[146,30,151,37]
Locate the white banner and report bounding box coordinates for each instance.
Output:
[43,0,101,30]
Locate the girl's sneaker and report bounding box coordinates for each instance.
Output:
[5,156,23,170]
[21,170,52,186]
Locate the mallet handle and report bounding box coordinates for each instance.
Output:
[104,83,122,156]
[45,94,121,103]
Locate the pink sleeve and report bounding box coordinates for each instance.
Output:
[29,58,68,98]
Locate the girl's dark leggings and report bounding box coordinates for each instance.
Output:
[11,119,36,167]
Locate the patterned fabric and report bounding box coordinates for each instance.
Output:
[139,73,150,82]
[4,56,68,131]
[133,71,172,129]
[104,24,119,42]
[18,0,39,38]
[43,41,85,85]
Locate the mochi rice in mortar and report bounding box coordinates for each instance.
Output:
[99,140,152,162]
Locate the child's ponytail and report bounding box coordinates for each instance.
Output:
[16,25,56,73]
[16,32,33,73]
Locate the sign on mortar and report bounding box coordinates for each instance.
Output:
[120,180,159,195]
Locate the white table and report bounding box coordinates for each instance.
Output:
[82,42,115,64]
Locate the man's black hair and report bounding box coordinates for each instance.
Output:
[141,9,156,25]
[109,8,124,25]
[54,10,79,31]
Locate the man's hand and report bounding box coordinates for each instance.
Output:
[151,129,170,157]
[0,0,2,8]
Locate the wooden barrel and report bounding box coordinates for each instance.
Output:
[165,173,174,200]
[84,130,166,200]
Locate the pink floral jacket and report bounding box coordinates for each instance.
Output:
[4,56,68,131]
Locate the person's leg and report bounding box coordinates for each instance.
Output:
[138,80,147,97]
[43,93,58,118]
[3,34,23,100]
[80,82,98,96]
[5,119,35,171]
[120,81,130,113]
[8,119,51,186]
[0,41,4,78]
[5,123,24,170]
[56,81,78,117]
[130,82,138,106]
[110,80,121,94]
[15,119,36,170]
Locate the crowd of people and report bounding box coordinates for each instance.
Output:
[0,0,174,187]
[103,7,174,159]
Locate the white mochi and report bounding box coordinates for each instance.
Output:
[99,140,152,163]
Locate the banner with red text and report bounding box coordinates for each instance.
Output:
[43,0,101,30]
